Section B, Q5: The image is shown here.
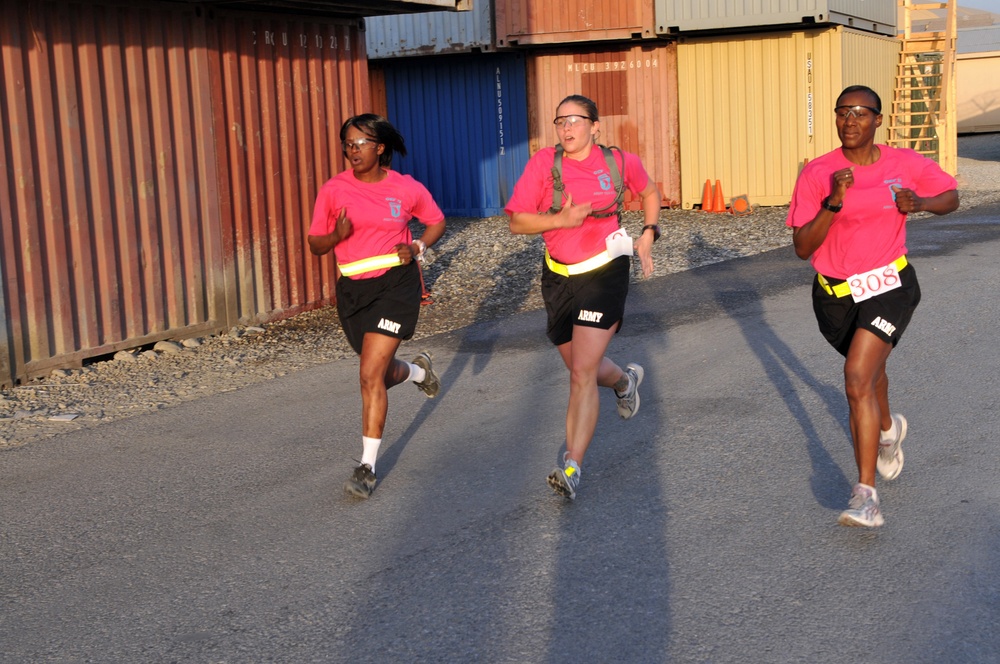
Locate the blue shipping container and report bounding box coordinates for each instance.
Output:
[381,53,529,217]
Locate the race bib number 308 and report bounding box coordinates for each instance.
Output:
[849,263,901,303]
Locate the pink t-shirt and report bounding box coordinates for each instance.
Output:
[505,146,650,264]
[787,145,957,279]
[309,169,444,279]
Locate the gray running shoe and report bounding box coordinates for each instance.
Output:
[412,352,440,398]
[547,455,581,500]
[838,483,884,527]
[344,463,376,499]
[615,363,644,419]
[877,413,907,481]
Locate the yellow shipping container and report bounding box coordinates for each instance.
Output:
[677,27,900,208]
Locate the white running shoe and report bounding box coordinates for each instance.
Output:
[615,363,644,420]
[838,483,884,527]
[877,413,907,481]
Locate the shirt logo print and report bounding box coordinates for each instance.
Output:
[598,173,612,191]
[389,201,402,218]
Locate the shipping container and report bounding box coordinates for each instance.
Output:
[676,27,899,208]
[371,52,530,217]
[957,50,1000,133]
[365,0,493,57]
[193,0,471,15]
[656,0,896,37]
[0,0,369,386]
[524,44,681,209]
[496,0,657,47]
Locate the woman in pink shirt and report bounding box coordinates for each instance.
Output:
[787,86,958,527]
[308,114,447,499]
[506,95,662,500]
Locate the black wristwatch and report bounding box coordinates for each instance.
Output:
[821,196,843,213]
[642,224,661,242]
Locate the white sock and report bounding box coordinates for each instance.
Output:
[407,362,426,384]
[361,436,381,473]
[881,419,897,443]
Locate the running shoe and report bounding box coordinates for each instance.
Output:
[344,463,376,499]
[615,362,644,419]
[877,413,907,481]
[547,455,581,500]
[837,483,884,527]
[412,351,440,398]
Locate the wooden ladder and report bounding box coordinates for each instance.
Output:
[889,0,958,174]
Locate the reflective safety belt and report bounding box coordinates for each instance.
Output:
[817,255,908,297]
[338,253,403,277]
[544,248,616,277]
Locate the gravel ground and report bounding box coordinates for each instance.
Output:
[2,134,998,450]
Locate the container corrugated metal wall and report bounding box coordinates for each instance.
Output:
[365,0,493,57]
[957,52,1000,133]
[524,44,681,209]
[0,0,367,386]
[655,0,896,36]
[841,28,899,128]
[676,27,898,208]
[207,10,368,323]
[376,53,529,216]
[496,0,657,47]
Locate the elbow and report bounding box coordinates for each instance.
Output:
[307,237,324,256]
[944,191,960,214]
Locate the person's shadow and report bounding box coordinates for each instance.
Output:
[687,232,851,509]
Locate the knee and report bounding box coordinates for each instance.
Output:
[359,367,384,392]
[843,367,876,402]
[568,365,598,389]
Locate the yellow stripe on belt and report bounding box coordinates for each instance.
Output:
[817,255,908,297]
[338,252,403,277]
[544,248,616,277]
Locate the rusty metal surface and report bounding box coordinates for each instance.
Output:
[524,44,681,210]
[0,0,367,386]
[166,0,469,18]
[496,0,657,47]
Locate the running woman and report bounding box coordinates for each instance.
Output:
[787,85,958,527]
[505,94,662,500]
[308,114,447,499]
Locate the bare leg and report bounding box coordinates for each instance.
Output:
[843,329,894,487]
[358,332,408,438]
[556,324,625,466]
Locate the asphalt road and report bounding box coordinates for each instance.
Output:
[2,203,999,663]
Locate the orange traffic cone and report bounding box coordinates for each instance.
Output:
[712,180,727,213]
[700,179,714,211]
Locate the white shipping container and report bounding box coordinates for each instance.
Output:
[656,0,896,37]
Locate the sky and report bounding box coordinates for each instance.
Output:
[962,0,1000,14]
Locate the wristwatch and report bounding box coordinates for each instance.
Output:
[642,224,661,242]
[821,197,843,213]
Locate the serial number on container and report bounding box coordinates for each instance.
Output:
[565,60,660,73]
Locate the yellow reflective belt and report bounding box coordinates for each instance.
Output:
[338,253,403,277]
[544,248,615,277]
[817,255,908,298]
